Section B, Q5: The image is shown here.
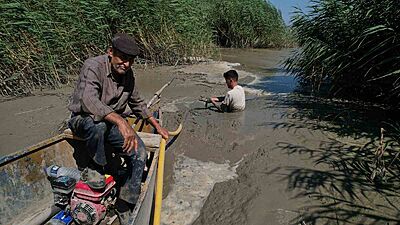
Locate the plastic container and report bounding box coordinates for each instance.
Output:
[45,165,81,181]
[45,210,73,225]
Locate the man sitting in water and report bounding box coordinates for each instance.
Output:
[67,33,168,223]
[208,70,246,112]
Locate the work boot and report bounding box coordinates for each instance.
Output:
[80,167,106,189]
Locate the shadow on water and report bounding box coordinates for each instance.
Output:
[266,82,400,224]
[244,66,400,224]
[277,141,400,224]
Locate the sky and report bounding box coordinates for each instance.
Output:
[268,0,311,25]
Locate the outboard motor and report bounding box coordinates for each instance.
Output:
[70,175,117,225]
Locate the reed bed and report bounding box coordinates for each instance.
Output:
[208,0,289,48]
[284,0,400,189]
[0,0,289,96]
[284,0,400,106]
[0,0,113,95]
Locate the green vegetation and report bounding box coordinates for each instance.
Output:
[284,0,400,106]
[0,0,288,96]
[284,3,400,220]
[209,0,289,48]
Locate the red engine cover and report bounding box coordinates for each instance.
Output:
[73,176,115,202]
[70,175,116,225]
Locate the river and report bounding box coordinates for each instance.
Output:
[160,48,400,225]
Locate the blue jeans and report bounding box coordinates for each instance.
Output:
[68,115,147,204]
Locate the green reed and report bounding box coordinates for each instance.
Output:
[207,0,289,48]
[284,0,400,106]
[0,0,289,96]
[283,0,400,187]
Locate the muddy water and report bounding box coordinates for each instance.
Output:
[160,48,400,225]
[160,49,312,225]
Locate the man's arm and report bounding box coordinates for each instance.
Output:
[210,100,228,112]
[210,98,223,112]
[105,112,138,153]
[147,116,169,139]
[210,95,229,112]
[210,96,225,102]
[104,113,169,154]
[128,79,169,139]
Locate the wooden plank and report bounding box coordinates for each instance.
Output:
[63,129,161,149]
[137,132,162,148]
[132,151,159,224]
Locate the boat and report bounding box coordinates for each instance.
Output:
[0,81,181,225]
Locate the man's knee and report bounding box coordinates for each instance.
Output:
[136,138,147,162]
[92,122,107,139]
[68,115,107,140]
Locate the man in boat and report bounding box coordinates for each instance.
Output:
[67,33,168,221]
[203,70,245,112]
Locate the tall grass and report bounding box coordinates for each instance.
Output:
[0,0,113,95]
[284,0,400,106]
[130,0,216,64]
[284,0,400,193]
[0,0,290,96]
[208,0,289,48]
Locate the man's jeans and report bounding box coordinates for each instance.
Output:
[68,115,147,204]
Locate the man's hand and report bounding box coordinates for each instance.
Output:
[118,122,138,154]
[105,112,138,153]
[210,97,219,102]
[147,116,169,140]
[210,97,223,112]
[156,127,169,140]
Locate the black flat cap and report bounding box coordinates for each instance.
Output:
[112,33,140,56]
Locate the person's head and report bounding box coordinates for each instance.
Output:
[223,70,239,89]
[108,33,139,75]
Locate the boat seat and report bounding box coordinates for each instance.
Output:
[63,129,162,151]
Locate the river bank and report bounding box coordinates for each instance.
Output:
[1,48,399,224]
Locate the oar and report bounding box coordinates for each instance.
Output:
[147,78,175,108]
[128,79,175,128]
[153,124,182,225]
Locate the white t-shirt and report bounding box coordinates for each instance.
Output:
[222,85,245,112]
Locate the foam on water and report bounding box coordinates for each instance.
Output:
[161,155,239,225]
[244,73,297,96]
[240,71,273,96]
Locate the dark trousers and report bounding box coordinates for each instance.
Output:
[68,115,147,204]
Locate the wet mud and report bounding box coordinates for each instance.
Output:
[1,48,399,225]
